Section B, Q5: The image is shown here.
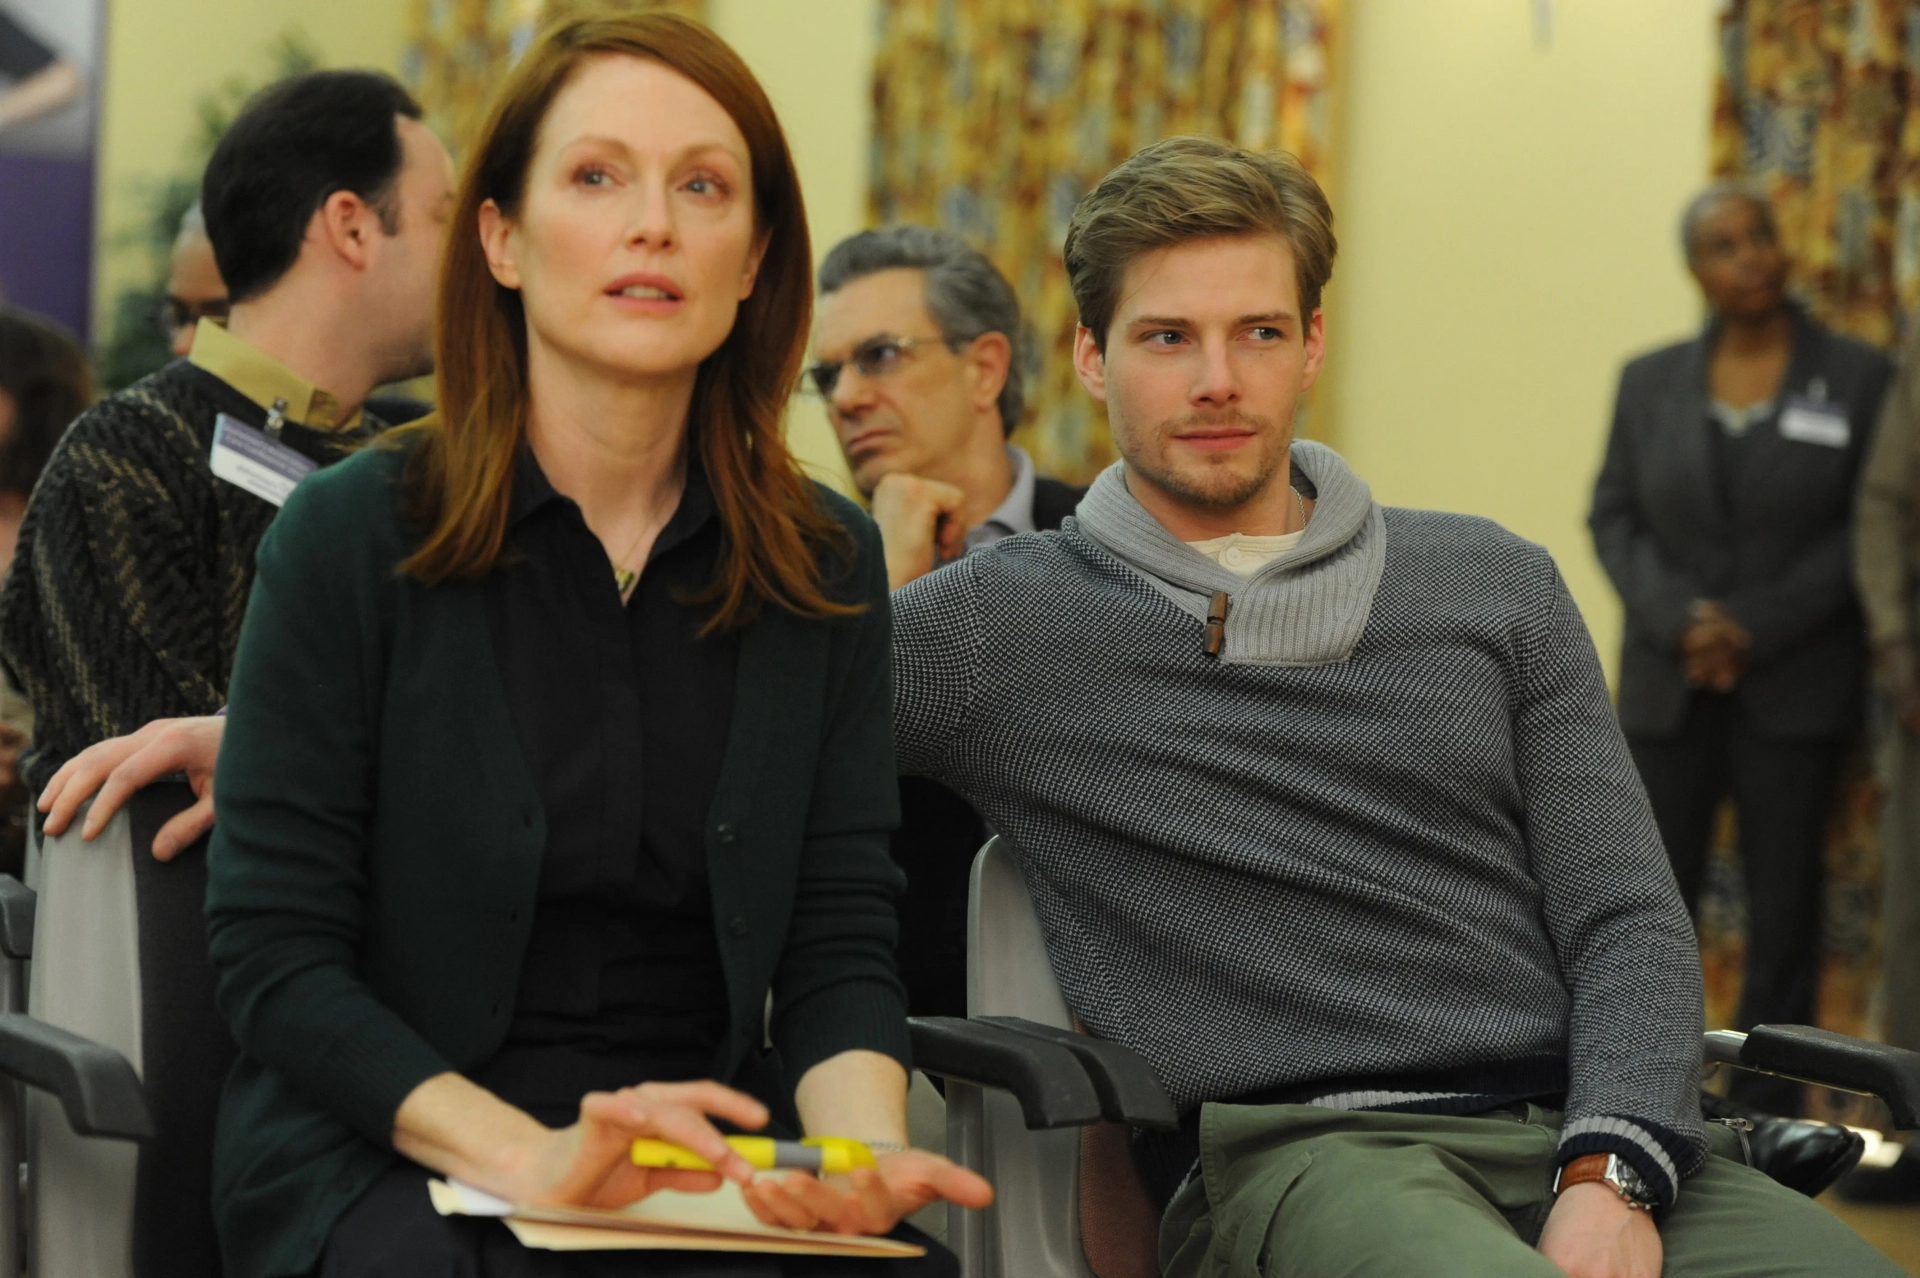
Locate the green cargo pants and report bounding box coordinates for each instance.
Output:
[1159,1103,1903,1277]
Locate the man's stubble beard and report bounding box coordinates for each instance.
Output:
[1122,410,1291,511]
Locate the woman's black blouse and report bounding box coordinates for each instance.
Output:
[474,452,737,1124]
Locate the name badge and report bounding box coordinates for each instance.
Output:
[210,412,315,507]
[1778,398,1850,449]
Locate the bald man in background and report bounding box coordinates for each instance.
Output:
[156,203,230,359]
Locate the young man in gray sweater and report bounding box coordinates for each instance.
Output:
[889,137,1894,1277]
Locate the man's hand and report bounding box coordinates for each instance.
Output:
[871,473,967,590]
[741,1148,993,1236]
[1536,1181,1661,1278]
[38,716,225,859]
[1680,600,1750,692]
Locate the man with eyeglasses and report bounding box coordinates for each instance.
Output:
[811,226,1085,1023]
[813,226,1085,592]
[153,201,230,359]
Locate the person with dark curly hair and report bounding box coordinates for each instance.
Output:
[0,303,90,864]
[0,303,89,567]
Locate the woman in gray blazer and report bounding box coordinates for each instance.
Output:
[1589,183,1892,1113]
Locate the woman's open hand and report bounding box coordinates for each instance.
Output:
[740,1148,994,1235]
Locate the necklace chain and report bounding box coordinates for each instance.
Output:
[610,519,655,601]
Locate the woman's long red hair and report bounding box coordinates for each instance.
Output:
[397,12,854,629]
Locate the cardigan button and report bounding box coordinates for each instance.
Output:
[715,823,736,844]
[729,916,750,938]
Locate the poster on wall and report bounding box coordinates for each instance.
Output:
[0,0,102,340]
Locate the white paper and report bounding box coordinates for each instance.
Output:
[433,1178,514,1217]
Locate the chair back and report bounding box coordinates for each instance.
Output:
[127,784,233,1278]
[968,837,1074,1029]
[28,783,229,1278]
[967,838,1161,1278]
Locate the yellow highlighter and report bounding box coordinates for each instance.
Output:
[631,1135,878,1175]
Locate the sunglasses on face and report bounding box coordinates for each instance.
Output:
[806,333,949,399]
[151,294,231,343]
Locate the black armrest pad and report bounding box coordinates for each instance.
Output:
[0,874,32,960]
[978,1016,1178,1130]
[0,1011,151,1139]
[909,1016,1103,1130]
[1740,1024,1920,1128]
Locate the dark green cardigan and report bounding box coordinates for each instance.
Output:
[204,441,909,1278]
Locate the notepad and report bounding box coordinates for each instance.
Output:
[427,1178,926,1258]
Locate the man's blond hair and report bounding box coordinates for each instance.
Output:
[1063,136,1336,352]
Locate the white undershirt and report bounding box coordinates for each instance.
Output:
[1185,529,1306,577]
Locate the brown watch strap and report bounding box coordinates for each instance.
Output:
[1551,1151,1658,1212]
[1555,1153,1612,1194]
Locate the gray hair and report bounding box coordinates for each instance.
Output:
[818,225,1027,436]
[1679,181,1776,265]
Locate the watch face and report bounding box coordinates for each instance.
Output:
[1607,1156,1654,1205]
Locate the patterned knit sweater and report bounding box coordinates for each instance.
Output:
[891,442,1709,1210]
[0,360,381,797]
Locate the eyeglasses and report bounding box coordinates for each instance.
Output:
[151,294,231,344]
[805,334,948,399]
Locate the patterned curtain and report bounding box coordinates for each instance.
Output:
[869,0,1342,483]
[1711,0,1920,348]
[1708,2,1910,1085]
[405,0,707,157]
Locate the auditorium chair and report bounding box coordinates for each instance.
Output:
[0,808,1913,1278]
[0,782,225,1277]
[906,836,1920,1278]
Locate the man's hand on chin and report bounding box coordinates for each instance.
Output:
[1536,1181,1661,1278]
[871,472,968,589]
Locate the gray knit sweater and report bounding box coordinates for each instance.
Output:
[891,441,1708,1208]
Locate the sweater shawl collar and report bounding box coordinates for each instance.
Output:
[1071,440,1387,665]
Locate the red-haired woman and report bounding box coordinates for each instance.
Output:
[202,14,988,1276]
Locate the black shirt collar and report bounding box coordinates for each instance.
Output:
[508,446,718,564]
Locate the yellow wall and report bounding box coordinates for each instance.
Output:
[92,0,1719,612]
[91,1,412,335]
[708,0,873,495]
[1328,0,1719,676]
[92,0,868,492]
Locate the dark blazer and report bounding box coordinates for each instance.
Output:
[893,473,1085,1020]
[1589,305,1892,739]
[204,442,908,1278]
[1031,476,1085,533]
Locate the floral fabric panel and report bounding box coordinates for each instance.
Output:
[406,0,707,158]
[1713,0,1920,347]
[870,0,1341,481]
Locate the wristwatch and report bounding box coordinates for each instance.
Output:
[1553,1153,1656,1211]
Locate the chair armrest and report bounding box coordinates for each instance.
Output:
[0,874,33,960]
[1705,1025,1920,1128]
[978,1015,1178,1130]
[0,1011,151,1139]
[909,1016,1103,1130]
